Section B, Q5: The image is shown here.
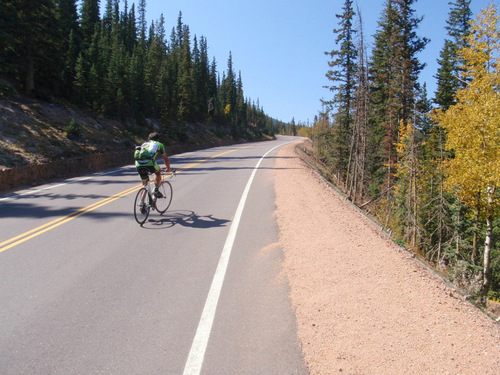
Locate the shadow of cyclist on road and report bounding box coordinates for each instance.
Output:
[143,210,230,229]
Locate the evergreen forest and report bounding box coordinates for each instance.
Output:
[0,0,292,144]
[316,0,499,304]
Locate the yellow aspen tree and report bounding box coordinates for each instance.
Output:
[432,5,500,301]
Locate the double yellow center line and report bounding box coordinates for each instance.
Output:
[0,185,139,253]
[0,146,250,254]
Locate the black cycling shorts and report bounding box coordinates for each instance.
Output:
[137,165,159,181]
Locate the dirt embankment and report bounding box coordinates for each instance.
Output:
[0,97,137,191]
[274,141,500,375]
[0,97,244,192]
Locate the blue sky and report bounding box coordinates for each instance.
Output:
[139,0,497,124]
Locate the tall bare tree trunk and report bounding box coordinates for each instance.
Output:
[481,187,494,303]
[471,195,480,264]
[346,7,369,204]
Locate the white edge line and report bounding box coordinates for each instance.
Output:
[182,142,288,375]
[0,167,128,202]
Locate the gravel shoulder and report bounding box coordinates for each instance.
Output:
[274,140,500,375]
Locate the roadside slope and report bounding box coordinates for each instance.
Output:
[274,141,500,375]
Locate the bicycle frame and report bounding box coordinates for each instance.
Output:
[140,169,176,207]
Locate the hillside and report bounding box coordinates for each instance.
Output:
[0,97,133,168]
[0,96,261,191]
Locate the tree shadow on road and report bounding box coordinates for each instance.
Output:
[142,210,230,229]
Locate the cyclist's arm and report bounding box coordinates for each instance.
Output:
[158,143,171,172]
[162,153,171,172]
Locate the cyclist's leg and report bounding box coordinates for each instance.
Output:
[137,167,150,202]
[137,167,149,184]
[153,162,161,189]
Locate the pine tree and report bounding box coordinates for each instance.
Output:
[128,47,145,118]
[73,53,87,102]
[0,1,14,73]
[347,6,369,203]
[137,0,147,45]
[421,1,472,264]
[0,0,61,95]
[220,52,237,128]
[369,0,401,195]
[80,0,100,51]
[191,36,202,119]
[163,12,184,123]
[0,1,23,87]
[144,16,166,117]
[177,24,195,122]
[207,57,218,121]
[235,71,247,130]
[419,112,466,265]
[199,36,211,121]
[102,0,114,33]
[434,0,472,109]
[447,0,472,54]
[86,27,104,110]
[104,25,127,117]
[122,1,137,53]
[393,85,431,250]
[369,0,428,195]
[53,0,80,97]
[192,36,210,121]
[324,0,358,184]
[434,41,457,110]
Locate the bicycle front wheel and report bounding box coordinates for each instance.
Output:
[155,180,173,214]
[134,187,150,224]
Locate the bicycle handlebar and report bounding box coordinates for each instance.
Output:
[161,168,177,175]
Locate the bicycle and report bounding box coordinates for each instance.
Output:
[134,168,176,225]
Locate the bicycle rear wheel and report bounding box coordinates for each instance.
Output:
[134,187,150,224]
[155,180,173,214]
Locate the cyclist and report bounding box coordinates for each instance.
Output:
[135,132,172,197]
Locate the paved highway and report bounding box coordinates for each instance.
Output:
[0,136,308,374]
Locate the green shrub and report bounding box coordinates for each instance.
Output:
[64,119,81,137]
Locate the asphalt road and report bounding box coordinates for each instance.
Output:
[0,136,309,375]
